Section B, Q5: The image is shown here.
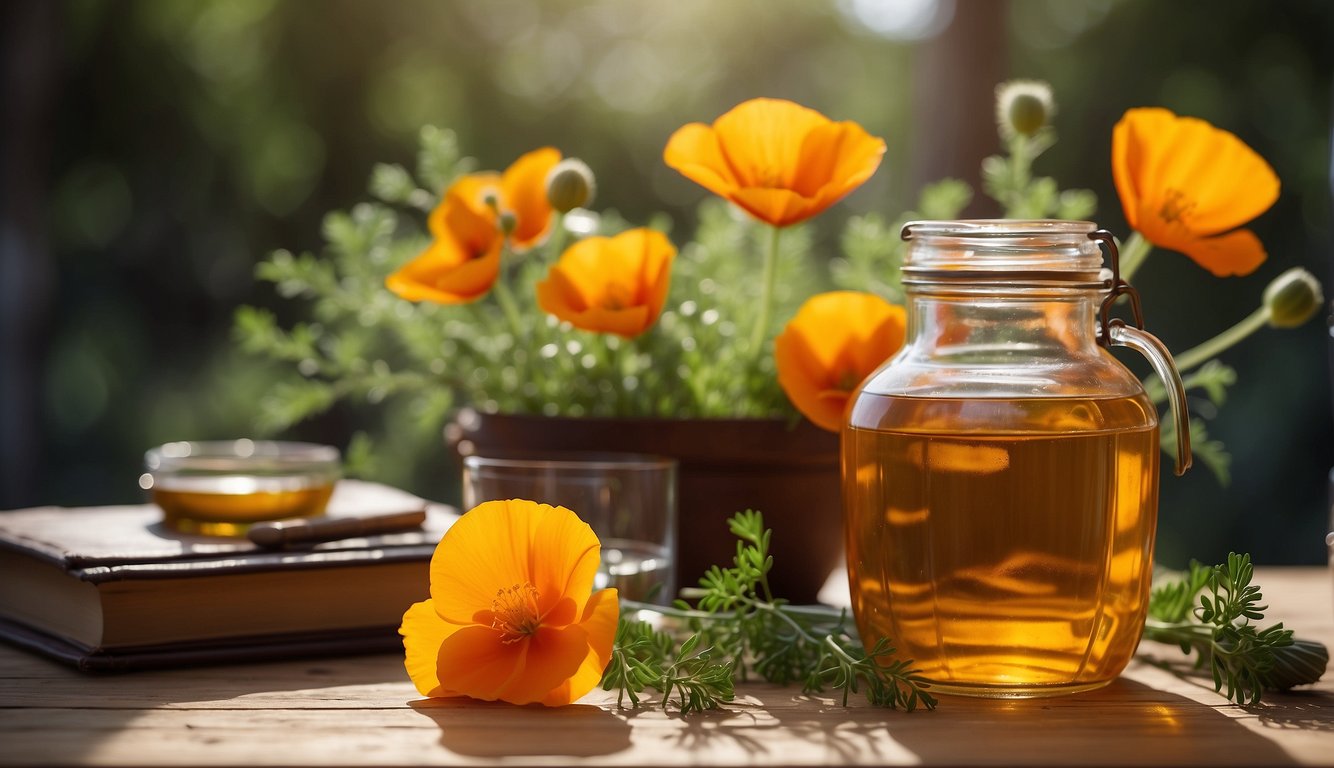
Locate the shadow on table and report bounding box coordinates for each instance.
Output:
[0,648,416,765]
[1138,653,1334,733]
[1254,693,1334,732]
[876,679,1301,766]
[410,697,633,758]
[614,679,1307,766]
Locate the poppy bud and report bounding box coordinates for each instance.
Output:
[995,80,1055,139]
[545,158,596,213]
[1264,267,1323,328]
[497,210,518,235]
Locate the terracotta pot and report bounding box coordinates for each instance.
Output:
[447,411,842,604]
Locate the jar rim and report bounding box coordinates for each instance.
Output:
[902,219,1097,239]
[463,451,677,473]
[144,440,340,474]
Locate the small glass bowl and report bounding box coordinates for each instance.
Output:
[142,440,341,536]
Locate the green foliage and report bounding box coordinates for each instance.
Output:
[981,131,1098,220]
[601,619,736,711]
[235,126,832,452]
[1147,358,1237,486]
[602,510,937,714]
[1143,553,1328,705]
[830,178,971,303]
[342,431,378,479]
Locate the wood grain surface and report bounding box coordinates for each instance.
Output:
[2,567,1331,767]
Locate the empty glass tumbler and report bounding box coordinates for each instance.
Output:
[843,220,1191,698]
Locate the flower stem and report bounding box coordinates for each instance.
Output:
[1171,305,1271,374]
[547,213,569,263]
[492,268,527,347]
[748,224,782,357]
[1118,232,1153,282]
[491,254,533,406]
[1004,135,1031,216]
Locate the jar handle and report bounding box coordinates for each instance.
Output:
[1107,324,1193,476]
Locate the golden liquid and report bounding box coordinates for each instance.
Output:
[844,393,1158,697]
[155,485,333,537]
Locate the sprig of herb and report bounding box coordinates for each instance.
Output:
[601,510,936,714]
[601,619,736,711]
[1142,552,1328,705]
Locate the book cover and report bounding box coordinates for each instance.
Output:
[0,481,456,672]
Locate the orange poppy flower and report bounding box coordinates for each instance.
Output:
[399,499,619,706]
[774,291,907,432]
[536,228,676,338]
[386,148,561,304]
[386,182,504,304]
[453,147,562,252]
[663,98,886,227]
[1112,107,1279,277]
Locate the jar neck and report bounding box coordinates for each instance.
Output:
[905,287,1103,360]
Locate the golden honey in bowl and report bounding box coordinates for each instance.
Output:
[143,440,340,537]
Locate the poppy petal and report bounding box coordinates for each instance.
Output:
[495,623,594,705]
[385,238,501,305]
[529,503,602,621]
[387,239,465,302]
[1113,108,1279,242]
[540,588,620,706]
[712,98,829,190]
[1111,107,1173,229]
[664,98,884,227]
[793,121,886,200]
[430,499,546,625]
[571,305,654,338]
[853,303,907,374]
[502,147,561,250]
[432,625,530,703]
[536,229,675,337]
[641,234,675,323]
[438,173,502,236]
[400,599,466,698]
[663,123,743,198]
[434,241,502,298]
[1172,126,1278,236]
[776,331,848,431]
[536,267,590,313]
[728,186,815,228]
[1179,228,1268,278]
[775,291,907,432]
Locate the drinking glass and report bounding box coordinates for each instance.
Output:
[462,453,677,603]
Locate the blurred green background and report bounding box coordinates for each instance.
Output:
[2,0,1331,567]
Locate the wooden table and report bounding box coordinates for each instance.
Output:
[2,568,1331,766]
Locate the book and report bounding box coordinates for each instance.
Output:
[0,480,455,672]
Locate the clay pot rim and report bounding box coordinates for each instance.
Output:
[451,409,840,466]
[455,407,816,429]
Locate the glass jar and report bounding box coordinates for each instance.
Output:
[843,220,1191,698]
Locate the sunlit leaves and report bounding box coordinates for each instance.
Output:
[1144,553,1328,705]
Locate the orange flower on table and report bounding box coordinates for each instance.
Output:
[537,228,676,338]
[386,148,561,304]
[775,291,907,432]
[1112,107,1279,277]
[399,499,619,706]
[663,98,886,228]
